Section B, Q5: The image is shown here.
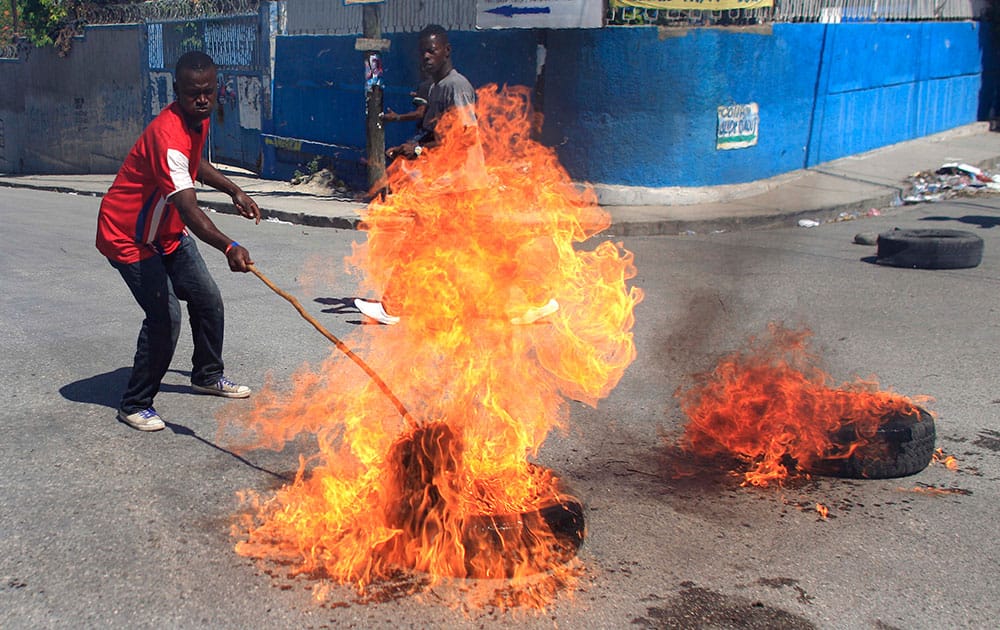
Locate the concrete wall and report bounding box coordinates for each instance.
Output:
[0,26,145,174]
[0,56,26,174]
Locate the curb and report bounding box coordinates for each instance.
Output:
[0,180,104,198]
[200,199,363,231]
[0,177,908,236]
[605,191,903,237]
[6,134,1000,236]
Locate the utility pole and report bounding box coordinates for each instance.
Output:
[356,4,391,194]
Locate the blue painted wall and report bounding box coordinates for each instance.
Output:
[267,21,994,191]
[266,30,537,183]
[542,22,989,188]
[542,25,823,188]
[810,21,985,164]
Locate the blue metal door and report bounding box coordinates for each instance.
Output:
[144,12,266,173]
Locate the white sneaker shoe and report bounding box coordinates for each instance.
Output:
[511,298,559,325]
[118,407,166,432]
[192,376,251,398]
[355,298,400,325]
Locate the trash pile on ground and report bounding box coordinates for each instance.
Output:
[902,162,1000,203]
[289,167,356,200]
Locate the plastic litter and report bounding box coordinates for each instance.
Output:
[902,161,1000,203]
[798,219,821,228]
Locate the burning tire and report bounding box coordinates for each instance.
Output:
[461,491,585,578]
[805,407,936,479]
[876,229,983,269]
[384,423,585,579]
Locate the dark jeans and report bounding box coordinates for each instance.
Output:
[109,235,225,414]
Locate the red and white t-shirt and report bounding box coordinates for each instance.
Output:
[96,102,207,264]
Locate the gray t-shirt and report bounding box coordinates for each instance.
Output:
[421,68,477,135]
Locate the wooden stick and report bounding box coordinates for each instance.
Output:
[248,264,416,428]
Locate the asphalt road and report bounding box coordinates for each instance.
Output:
[1,187,998,629]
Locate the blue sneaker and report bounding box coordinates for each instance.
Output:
[117,407,166,432]
[192,376,251,399]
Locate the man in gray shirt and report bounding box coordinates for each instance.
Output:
[360,24,557,327]
[386,24,477,161]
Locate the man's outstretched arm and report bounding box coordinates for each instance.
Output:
[171,187,254,272]
[196,160,262,224]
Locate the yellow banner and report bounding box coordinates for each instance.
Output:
[610,0,772,10]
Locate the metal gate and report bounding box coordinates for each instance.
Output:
[145,12,267,172]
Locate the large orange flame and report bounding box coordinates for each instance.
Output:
[676,323,927,487]
[232,85,642,606]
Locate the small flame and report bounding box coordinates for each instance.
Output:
[230,85,641,607]
[932,448,959,471]
[902,483,971,496]
[815,503,829,519]
[676,323,927,487]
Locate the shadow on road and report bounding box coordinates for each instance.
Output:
[314,295,367,325]
[60,367,290,481]
[59,367,191,408]
[920,210,1000,229]
[164,421,291,481]
[314,295,358,314]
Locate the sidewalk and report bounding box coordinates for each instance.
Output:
[4,122,1000,236]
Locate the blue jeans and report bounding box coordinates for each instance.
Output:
[109,235,226,414]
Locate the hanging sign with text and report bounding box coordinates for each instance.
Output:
[716,103,759,150]
[476,0,602,29]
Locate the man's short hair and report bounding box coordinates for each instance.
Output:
[419,24,448,44]
[175,51,216,78]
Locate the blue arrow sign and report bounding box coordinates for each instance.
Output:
[486,5,552,17]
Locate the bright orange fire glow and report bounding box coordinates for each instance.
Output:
[932,448,959,470]
[676,323,927,487]
[231,85,641,606]
[815,503,829,519]
[902,484,970,496]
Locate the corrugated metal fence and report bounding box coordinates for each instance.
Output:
[69,0,992,34]
[4,0,990,46]
[277,0,989,34]
[609,0,989,27]
[283,0,475,35]
[772,0,987,21]
[83,0,259,23]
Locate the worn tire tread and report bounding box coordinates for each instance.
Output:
[876,229,983,269]
[805,408,936,479]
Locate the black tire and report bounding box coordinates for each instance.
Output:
[384,424,585,578]
[804,407,936,479]
[462,492,585,578]
[876,229,983,269]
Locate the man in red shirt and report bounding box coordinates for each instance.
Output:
[97,51,261,431]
